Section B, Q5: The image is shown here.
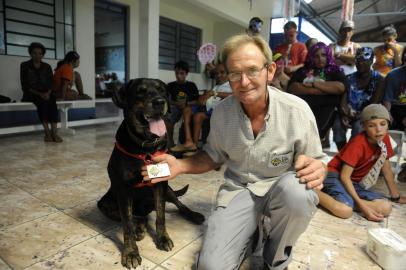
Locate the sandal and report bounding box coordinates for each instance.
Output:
[44,135,53,142]
[170,144,197,152]
[183,150,198,157]
[52,134,63,143]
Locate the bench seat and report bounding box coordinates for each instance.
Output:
[0,98,122,135]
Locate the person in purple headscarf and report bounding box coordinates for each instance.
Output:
[288,42,349,141]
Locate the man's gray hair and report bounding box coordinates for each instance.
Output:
[221,34,273,71]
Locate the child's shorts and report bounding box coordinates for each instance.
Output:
[191,105,206,114]
[322,172,383,208]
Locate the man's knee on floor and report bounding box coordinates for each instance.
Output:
[276,179,318,217]
[197,252,235,270]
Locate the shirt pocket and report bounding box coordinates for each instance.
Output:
[267,151,294,170]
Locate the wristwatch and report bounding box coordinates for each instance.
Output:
[390,195,400,202]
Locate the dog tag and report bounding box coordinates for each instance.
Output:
[146,163,171,179]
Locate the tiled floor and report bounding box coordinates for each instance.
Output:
[0,124,405,270]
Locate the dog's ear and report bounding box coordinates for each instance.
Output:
[155,79,171,113]
[112,85,126,109]
[113,79,140,109]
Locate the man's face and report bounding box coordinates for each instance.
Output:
[356,59,372,73]
[339,27,353,40]
[363,118,388,144]
[226,43,275,106]
[284,27,297,44]
[175,68,187,83]
[383,34,396,43]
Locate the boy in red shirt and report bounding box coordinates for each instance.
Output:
[317,104,406,221]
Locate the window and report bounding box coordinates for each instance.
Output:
[159,16,201,73]
[0,0,74,59]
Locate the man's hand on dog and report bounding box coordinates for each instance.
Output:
[142,154,182,183]
[295,155,327,190]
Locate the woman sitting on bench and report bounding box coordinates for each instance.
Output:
[53,51,90,100]
[20,42,62,142]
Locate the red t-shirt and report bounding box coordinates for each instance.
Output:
[328,132,394,182]
[275,42,307,67]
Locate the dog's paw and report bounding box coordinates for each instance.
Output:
[122,249,142,269]
[157,235,174,251]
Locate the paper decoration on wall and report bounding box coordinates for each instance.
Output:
[197,43,217,64]
[341,0,354,21]
[283,0,300,19]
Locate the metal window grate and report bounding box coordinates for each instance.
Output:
[159,16,201,73]
[0,0,74,59]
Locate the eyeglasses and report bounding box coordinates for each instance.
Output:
[227,64,268,82]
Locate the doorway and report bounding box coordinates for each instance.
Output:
[94,0,127,98]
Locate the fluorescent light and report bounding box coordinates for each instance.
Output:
[304,0,313,3]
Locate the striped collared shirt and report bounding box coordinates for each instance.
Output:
[203,86,328,207]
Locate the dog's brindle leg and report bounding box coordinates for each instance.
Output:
[153,182,174,251]
[117,189,142,268]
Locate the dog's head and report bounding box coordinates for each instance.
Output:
[113,78,169,141]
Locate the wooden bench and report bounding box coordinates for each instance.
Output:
[0,98,122,135]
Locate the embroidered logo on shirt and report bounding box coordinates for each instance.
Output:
[270,155,290,167]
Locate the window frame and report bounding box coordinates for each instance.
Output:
[0,0,75,59]
[159,16,201,73]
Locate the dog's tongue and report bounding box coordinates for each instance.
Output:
[149,119,166,137]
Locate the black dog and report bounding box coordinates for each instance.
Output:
[97,78,205,269]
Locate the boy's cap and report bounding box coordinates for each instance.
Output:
[360,104,391,123]
[339,20,354,31]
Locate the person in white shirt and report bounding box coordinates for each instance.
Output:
[329,20,360,76]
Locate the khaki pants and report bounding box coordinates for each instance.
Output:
[197,172,318,270]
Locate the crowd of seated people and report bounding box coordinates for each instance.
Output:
[168,21,405,157]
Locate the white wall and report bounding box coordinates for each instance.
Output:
[75,0,95,101]
[213,21,245,53]
[0,55,58,101]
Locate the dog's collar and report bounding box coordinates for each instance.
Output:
[115,142,167,164]
[126,125,167,151]
[114,142,167,189]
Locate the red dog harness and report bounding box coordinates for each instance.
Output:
[114,142,167,188]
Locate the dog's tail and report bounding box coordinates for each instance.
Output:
[169,185,189,198]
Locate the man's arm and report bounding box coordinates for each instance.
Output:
[284,64,304,74]
[287,82,324,95]
[142,151,221,183]
[313,80,346,95]
[370,75,385,104]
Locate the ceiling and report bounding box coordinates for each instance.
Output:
[299,0,406,42]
